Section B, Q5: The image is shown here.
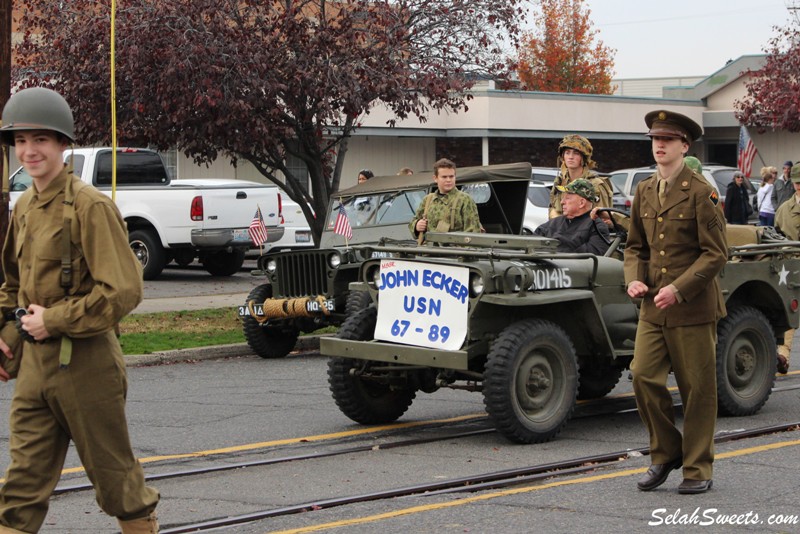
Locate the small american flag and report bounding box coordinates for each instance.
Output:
[737,125,758,177]
[333,203,353,240]
[248,206,269,246]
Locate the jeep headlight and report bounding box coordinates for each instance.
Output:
[366,264,381,289]
[266,258,277,273]
[328,252,342,269]
[470,273,484,297]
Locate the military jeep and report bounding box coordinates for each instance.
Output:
[321,221,800,444]
[238,162,533,358]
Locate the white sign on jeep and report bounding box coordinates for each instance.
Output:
[374,260,469,351]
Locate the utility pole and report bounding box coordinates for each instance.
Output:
[0,0,12,282]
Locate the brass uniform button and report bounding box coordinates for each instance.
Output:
[661,268,667,273]
[658,217,663,222]
[660,251,665,256]
[659,233,665,239]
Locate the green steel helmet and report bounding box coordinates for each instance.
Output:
[0,87,75,145]
[557,134,596,169]
[684,156,703,175]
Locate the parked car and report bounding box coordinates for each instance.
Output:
[266,199,314,252]
[609,164,757,223]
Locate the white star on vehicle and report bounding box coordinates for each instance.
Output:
[778,264,789,286]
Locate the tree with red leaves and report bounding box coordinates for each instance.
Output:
[10,0,525,240]
[516,0,615,94]
[735,21,800,133]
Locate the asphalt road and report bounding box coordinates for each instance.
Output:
[0,352,796,533]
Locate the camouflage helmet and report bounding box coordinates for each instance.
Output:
[556,178,598,203]
[557,134,596,169]
[0,87,75,145]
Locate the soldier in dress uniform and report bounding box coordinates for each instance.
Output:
[409,158,481,242]
[624,110,728,495]
[0,88,159,533]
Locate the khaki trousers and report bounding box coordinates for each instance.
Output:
[0,331,159,532]
[630,320,718,481]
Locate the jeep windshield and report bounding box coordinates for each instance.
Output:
[326,183,499,231]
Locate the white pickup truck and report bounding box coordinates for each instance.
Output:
[9,147,283,279]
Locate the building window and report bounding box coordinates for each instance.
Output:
[158,149,178,180]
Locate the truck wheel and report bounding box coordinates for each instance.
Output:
[577,362,622,400]
[242,284,299,359]
[716,306,776,416]
[328,307,416,424]
[483,319,578,444]
[129,229,167,280]
[345,290,372,316]
[203,249,246,276]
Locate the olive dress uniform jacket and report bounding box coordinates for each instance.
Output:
[624,165,728,326]
[774,196,800,241]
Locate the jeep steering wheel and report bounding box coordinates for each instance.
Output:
[595,207,630,257]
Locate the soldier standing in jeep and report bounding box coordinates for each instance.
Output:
[409,158,481,242]
[624,110,727,495]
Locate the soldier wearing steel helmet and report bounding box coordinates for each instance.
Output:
[624,109,727,495]
[0,87,159,533]
[549,134,614,228]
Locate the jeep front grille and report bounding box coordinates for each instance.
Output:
[274,251,330,298]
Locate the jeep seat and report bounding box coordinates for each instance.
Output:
[726,224,761,247]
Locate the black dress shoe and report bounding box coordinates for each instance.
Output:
[678,479,713,494]
[637,457,682,491]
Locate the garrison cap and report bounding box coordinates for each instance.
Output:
[645,109,703,143]
[791,163,800,183]
[556,178,597,203]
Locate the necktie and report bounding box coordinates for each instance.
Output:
[658,179,667,207]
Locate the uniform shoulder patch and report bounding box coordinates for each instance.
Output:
[708,190,719,206]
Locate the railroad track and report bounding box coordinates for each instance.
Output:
[52,377,800,496]
[158,420,800,534]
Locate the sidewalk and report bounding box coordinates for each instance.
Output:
[132,292,250,314]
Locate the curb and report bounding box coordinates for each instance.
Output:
[124,335,323,367]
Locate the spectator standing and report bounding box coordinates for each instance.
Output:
[771,160,794,209]
[357,169,374,184]
[624,109,727,495]
[397,167,414,176]
[756,166,777,226]
[723,171,750,224]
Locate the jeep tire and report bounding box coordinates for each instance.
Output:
[715,306,776,416]
[242,284,300,359]
[328,307,416,424]
[483,319,578,444]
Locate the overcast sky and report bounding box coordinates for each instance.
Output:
[572,0,795,79]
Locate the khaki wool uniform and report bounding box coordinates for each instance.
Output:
[624,164,728,481]
[409,188,481,239]
[0,168,159,532]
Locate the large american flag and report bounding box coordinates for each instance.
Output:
[333,203,353,240]
[248,206,269,246]
[737,125,758,177]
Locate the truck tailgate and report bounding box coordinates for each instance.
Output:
[174,180,281,230]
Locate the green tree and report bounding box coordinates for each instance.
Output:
[11,0,525,241]
[735,21,800,132]
[516,0,615,94]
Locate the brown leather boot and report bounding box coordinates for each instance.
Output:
[118,512,159,534]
